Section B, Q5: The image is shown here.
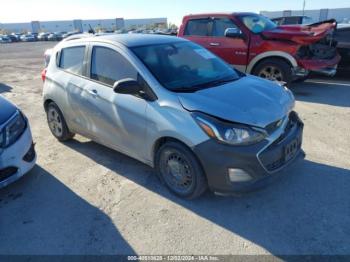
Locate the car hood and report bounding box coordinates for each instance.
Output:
[262,19,337,44]
[177,76,295,128]
[0,95,17,126]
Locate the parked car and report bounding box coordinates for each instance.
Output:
[0,35,12,43]
[178,13,340,85]
[334,25,350,72]
[271,16,314,26]
[38,32,50,41]
[114,29,127,34]
[20,34,36,42]
[0,95,36,188]
[47,32,63,41]
[42,34,304,199]
[11,33,22,41]
[6,34,19,42]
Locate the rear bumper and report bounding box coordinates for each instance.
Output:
[0,126,36,188]
[193,112,304,195]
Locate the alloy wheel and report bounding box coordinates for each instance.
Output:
[258,66,284,82]
[48,107,63,137]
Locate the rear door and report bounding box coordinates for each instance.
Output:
[56,44,92,135]
[206,17,249,72]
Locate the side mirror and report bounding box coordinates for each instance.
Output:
[225,28,243,38]
[113,78,142,95]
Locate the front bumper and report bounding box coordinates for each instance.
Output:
[0,125,36,188]
[297,54,341,76]
[193,112,304,194]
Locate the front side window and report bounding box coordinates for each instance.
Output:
[213,18,239,37]
[132,41,241,92]
[184,19,212,36]
[90,46,137,86]
[239,14,277,34]
[59,46,85,75]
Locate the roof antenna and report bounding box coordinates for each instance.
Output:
[88,24,95,34]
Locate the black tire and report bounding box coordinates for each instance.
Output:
[46,102,75,142]
[155,141,207,199]
[252,58,293,87]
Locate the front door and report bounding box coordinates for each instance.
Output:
[206,17,249,72]
[82,44,148,159]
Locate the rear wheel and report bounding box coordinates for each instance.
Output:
[155,141,207,199]
[46,102,75,142]
[253,58,293,86]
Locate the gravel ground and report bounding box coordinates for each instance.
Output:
[0,42,349,256]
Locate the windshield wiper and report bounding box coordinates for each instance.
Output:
[190,76,239,90]
[169,87,199,93]
[169,76,241,93]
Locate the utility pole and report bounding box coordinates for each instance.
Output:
[302,0,306,16]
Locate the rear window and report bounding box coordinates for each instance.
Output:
[59,46,85,75]
[184,19,212,36]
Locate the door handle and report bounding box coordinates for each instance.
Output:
[87,89,98,96]
[209,42,220,46]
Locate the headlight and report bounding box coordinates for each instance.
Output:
[193,112,266,146]
[0,111,27,148]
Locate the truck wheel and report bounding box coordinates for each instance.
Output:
[253,58,293,86]
[155,141,207,199]
[46,102,75,142]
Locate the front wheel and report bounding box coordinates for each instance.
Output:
[155,142,207,199]
[253,58,293,86]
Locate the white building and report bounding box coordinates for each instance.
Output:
[261,7,350,24]
[0,17,167,33]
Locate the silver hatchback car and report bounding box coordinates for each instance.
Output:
[43,34,304,199]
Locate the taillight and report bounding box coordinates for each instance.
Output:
[41,68,47,82]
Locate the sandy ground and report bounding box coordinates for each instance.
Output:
[0,42,349,256]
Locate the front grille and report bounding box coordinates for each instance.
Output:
[265,158,285,171]
[265,118,284,135]
[0,167,18,182]
[23,143,36,162]
[259,111,302,172]
[273,111,298,145]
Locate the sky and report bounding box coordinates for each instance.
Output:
[1,0,350,25]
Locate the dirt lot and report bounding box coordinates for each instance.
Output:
[0,42,350,256]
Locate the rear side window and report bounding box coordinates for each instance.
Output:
[59,46,85,75]
[184,19,212,36]
[213,18,239,37]
[90,46,137,86]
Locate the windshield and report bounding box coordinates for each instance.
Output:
[302,17,313,25]
[240,14,277,33]
[132,41,241,92]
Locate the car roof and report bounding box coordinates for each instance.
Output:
[183,12,257,19]
[66,34,186,48]
[273,15,309,19]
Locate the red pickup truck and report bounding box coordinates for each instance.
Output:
[178,13,341,85]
